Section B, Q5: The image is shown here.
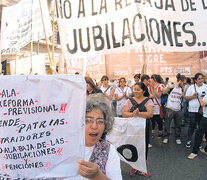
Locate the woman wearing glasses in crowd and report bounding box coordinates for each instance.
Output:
[78,93,122,179]
[122,82,154,177]
[114,77,132,117]
[100,75,115,101]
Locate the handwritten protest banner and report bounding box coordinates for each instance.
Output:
[56,0,207,59]
[107,117,147,173]
[1,0,52,55]
[0,75,86,179]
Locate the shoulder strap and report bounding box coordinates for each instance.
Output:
[104,86,111,93]
[141,97,150,106]
[129,97,138,106]
[154,97,161,106]
[194,84,200,105]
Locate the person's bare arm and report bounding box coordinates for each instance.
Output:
[78,160,110,180]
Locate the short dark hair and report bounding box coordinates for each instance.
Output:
[134,74,141,79]
[101,75,109,81]
[194,73,204,80]
[141,74,150,82]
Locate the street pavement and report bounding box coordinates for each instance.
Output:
[121,125,207,180]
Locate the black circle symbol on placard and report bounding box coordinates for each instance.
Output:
[117,144,138,162]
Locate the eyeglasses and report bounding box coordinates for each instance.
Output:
[85,118,105,125]
[120,80,126,83]
[102,79,107,81]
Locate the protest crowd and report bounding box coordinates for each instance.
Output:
[1,0,207,179]
[84,72,207,178]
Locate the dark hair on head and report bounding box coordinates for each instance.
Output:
[165,77,169,81]
[119,77,126,84]
[75,72,80,75]
[191,77,195,84]
[85,76,99,92]
[194,73,204,80]
[101,75,109,81]
[186,77,191,84]
[176,73,186,82]
[134,82,150,97]
[134,74,141,79]
[151,74,164,84]
[141,74,150,82]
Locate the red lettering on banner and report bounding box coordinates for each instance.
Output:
[59,103,67,113]
[45,162,51,170]
[56,147,63,155]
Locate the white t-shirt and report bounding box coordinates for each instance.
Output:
[100,86,113,97]
[153,84,165,115]
[166,85,182,111]
[84,144,122,180]
[115,86,132,116]
[186,83,207,112]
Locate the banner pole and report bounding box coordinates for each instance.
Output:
[52,0,55,71]
[136,1,147,75]
[29,0,33,75]
[38,0,54,73]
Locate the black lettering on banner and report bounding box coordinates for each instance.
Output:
[92,26,104,51]
[161,20,173,46]
[149,18,161,44]
[66,30,78,54]
[122,18,132,46]
[133,14,145,42]
[100,0,107,14]
[117,144,138,162]
[55,0,63,18]
[105,24,111,49]
[182,22,196,46]
[173,21,183,47]
[154,0,163,9]
[144,16,151,41]
[78,0,85,17]
[202,0,207,9]
[111,22,121,48]
[79,28,91,52]
[64,0,72,18]
[115,0,122,10]
[181,0,196,11]
[165,0,176,11]
[91,0,97,16]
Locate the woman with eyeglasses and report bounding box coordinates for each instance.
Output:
[122,82,154,177]
[114,77,132,117]
[100,75,115,101]
[78,93,122,179]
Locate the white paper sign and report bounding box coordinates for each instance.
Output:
[107,117,147,173]
[0,75,86,179]
[1,0,52,55]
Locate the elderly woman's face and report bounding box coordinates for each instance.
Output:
[85,108,105,147]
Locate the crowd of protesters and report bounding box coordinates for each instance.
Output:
[84,72,207,177]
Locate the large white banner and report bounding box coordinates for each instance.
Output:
[0,75,86,179]
[107,117,147,173]
[56,0,207,59]
[1,0,52,55]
